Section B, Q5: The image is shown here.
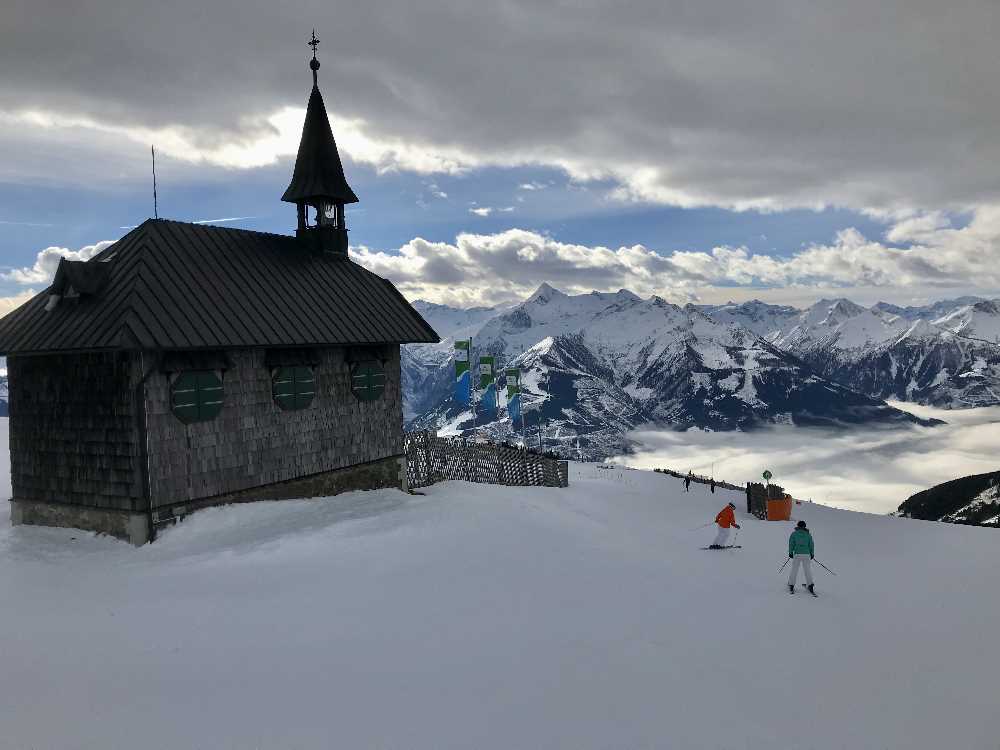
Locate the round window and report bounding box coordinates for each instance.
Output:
[351,360,385,402]
[273,366,316,411]
[171,371,224,423]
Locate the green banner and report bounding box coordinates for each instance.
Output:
[505,367,520,399]
[479,355,495,389]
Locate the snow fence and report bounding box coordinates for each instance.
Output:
[404,431,569,490]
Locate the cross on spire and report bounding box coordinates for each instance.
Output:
[308,29,322,86]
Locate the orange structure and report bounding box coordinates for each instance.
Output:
[767,495,793,521]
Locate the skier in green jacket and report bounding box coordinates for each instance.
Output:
[787,520,815,595]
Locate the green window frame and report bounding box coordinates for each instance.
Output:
[351,360,386,402]
[171,370,224,424]
[273,366,316,411]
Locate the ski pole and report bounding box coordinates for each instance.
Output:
[731,529,740,547]
[689,522,713,531]
[813,559,837,576]
[778,557,790,574]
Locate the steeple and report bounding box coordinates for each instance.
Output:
[282,29,358,255]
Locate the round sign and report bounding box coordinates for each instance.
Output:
[762,470,773,481]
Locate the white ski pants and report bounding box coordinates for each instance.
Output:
[788,554,814,586]
[712,527,731,547]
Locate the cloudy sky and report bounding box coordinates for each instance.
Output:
[4,0,1000,310]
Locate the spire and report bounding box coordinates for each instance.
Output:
[281,29,358,209]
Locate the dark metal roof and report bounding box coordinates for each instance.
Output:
[0,219,439,355]
[281,85,359,205]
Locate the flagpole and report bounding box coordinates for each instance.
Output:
[470,337,476,431]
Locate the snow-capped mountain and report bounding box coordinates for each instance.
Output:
[872,296,985,321]
[699,299,799,341]
[404,285,933,458]
[771,298,900,353]
[714,297,1000,407]
[402,300,510,421]
[933,299,1000,341]
[410,300,508,341]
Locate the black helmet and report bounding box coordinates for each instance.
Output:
[728,502,736,508]
[796,520,807,529]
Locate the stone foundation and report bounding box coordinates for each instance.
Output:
[10,498,150,546]
[10,455,406,545]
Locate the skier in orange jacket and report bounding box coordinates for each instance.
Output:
[709,502,741,549]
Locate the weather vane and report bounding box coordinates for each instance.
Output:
[308,28,321,86]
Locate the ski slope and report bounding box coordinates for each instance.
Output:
[0,446,997,748]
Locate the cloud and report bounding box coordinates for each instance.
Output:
[0,289,38,316]
[468,206,515,218]
[9,204,1000,313]
[884,211,953,244]
[4,1,1000,213]
[0,108,479,178]
[352,229,692,306]
[3,241,114,285]
[352,208,1000,306]
[617,402,1000,515]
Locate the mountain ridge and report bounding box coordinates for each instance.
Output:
[898,470,1000,527]
[403,284,944,458]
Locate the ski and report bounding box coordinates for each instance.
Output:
[699,545,742,550]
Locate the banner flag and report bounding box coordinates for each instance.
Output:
[478,356,496,416]
[478,356,495,389]
[454,340,471,405]
[505,368,521,423]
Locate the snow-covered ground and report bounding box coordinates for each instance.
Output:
[1,429,998,748]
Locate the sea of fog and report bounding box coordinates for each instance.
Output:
[615,402,1000,515]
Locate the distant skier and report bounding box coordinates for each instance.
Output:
[787,520,815,595]
[709,501,740,549]
[684,472,691,492]
[710,478,716,494]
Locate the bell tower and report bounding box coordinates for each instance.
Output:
[281,30,359,255]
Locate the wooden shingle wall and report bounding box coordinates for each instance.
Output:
[143,346,404,508]
[7,352,141,510]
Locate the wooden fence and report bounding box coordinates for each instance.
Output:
[404,431,569,490]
